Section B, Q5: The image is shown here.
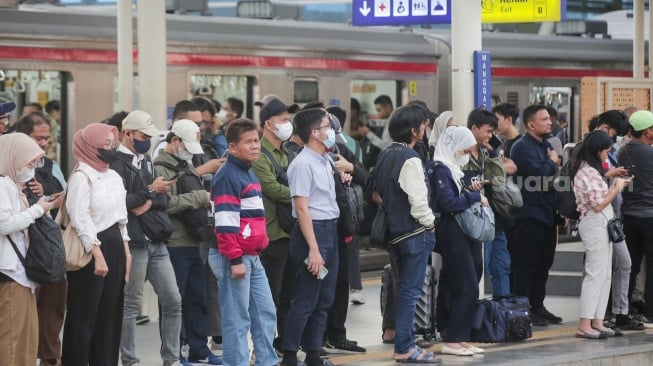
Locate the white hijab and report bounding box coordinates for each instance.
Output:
[432,126,477,192]
[428,111,453,148]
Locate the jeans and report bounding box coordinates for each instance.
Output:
[208,249,277,366]
[282,219,339,353]
[168,246,211,360]
[611,240,632,315]
[484,231,511,297]
[260,237,295,340]
[121,242,182,366]
[388,231,435,354]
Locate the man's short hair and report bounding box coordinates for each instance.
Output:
[388,104,426,144]
[350,98,361,114]
[294,108,326,143]
[467,108,498,130]
[226,118,258,144]
[172,100,200,121]
[227,97,244,118]
[301,101,325,111]
[491,103,519,125]
[45,100,60,115]
[192,96,216,118]
[374,95,393,108]
[16,111,50,135]
[522,104,547,125]
[103,111,128,133]
[24,102,43,112]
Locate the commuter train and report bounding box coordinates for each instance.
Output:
[0,6,635,177]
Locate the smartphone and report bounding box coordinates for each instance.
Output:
[167,171,185,181]
[304,257,328,280]
[489,134,502,150]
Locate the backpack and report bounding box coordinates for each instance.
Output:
[154,161,213,241]
[554,160,580,220]
[260,147,296,234]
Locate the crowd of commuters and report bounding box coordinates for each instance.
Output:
[2,92,653,366]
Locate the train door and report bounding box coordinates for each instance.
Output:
[189,74,255,120]
[350,79,402,127]
[0,69,67,168]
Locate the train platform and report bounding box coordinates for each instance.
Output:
[131,275,653,366]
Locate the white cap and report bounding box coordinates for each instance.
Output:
[171,119,203,154]
[122,110,161,137]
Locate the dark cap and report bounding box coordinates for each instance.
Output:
[260,98,299,123]
[0,101,16,116]
[254,94,280,108]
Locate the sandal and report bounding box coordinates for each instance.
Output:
[575,329,607,340]
[394,346,440,364]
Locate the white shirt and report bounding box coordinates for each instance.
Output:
[0,176,44,290]
[67,163,129,252]
[118,144,144,169]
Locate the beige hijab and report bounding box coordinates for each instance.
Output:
[0,133,44,208]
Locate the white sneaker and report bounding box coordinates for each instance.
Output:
[350,289,365,305]
[210,339,223,351]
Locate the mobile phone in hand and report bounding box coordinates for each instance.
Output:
[489,134,502,150]
[304,257,328,280]
[167,171,185,181]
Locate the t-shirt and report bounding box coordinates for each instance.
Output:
[502,135,522,159]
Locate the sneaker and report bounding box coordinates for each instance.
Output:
[615,315,646,331]
[632,313,653,328]
[324,338,366,354]
[350,289,366,305]
[188,353,223,365]
[210,339,223,351]
[532,307,562,324]
[135,315,150,325]
[178,356,192,366]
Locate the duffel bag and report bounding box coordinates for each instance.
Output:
[471,295,532,343]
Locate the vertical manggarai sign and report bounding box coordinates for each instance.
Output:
[473,50,492,109]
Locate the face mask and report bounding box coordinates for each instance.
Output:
[175,143,194,161]
[133,138,151,154]
[272,121,293,141]
[16,166,35,183]
[454,152,470,166]
[216,109,228,120]
[323,128,336,149]
[97,148,117,163]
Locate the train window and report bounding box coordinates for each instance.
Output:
[293,79,319,104]
[189,75,252,118]
[0,69,62,162]
[350,79,399,124]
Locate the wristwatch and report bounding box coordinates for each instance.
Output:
[147,185,156,198]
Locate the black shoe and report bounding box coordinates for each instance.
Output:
[135,315,150,325]
[324,338,366,354]
[530,312,549,326]
[533,307,562,324]
[603,320,617,329]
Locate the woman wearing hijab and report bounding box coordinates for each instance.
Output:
[572,131,629,339]
[428,111,453,152]
[0,133,55,365]
[61,123,131,366]
[430,126,488,356]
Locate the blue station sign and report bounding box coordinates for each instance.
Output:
[352,0,451,26]
[473,50,492,109]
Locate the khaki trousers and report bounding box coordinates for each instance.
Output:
[0,281,38,366]
[36,277,67,361]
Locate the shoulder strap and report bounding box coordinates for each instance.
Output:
[153,160,183,172]
[6,233,27,265]
[260,147,285,178]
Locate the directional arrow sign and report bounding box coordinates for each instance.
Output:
[352,0,451,26]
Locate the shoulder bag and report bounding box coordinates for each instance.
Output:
[454,191,496,243]
[55,170,93,271]
[369,147,402,247]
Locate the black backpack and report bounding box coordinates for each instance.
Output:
[260,147,297,234]
[554,160,580,220]
[154,161,213,242]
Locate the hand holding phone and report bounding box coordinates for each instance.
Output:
[167,171,185,181]
[304,257,328,280]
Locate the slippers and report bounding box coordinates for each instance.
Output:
[394,346,440,364]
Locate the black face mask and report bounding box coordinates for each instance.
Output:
[97,148,117,163]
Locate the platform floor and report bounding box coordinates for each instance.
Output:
[131,275,653,365]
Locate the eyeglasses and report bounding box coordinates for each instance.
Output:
[103,140,118,150]
[315,124,332,132]
[27,157,44,168]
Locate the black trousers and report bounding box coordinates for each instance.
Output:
[325,237,351,341]
[62,223,125,366]
[260,237,295,339]
[509,219,556,308]
[623,215,653,317]
[347,235,362,290]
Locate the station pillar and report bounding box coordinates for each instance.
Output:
[634,0,645,78]
[451,0,482,125]
[137,0,167,130]
[117,0,134,112]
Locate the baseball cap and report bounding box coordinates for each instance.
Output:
[629,110,653,131]
[122,110,161,137]
[254,94,280,108]
[260,98,299,123]
[171,119,203,154]
[327,109,347,145]
[0,101,16,116]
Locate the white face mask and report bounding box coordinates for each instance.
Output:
[175,143,194,161]
[216,109,228,121]
[454,152,470,166]
[271,121,293,141]
[16,166,35,182]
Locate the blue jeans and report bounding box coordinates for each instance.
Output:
[208,249,278,366]
[484,231,511,297]
[282,219,339,353]
[388,231,435,354]
[167,246,211,360]
[121,242,182,366]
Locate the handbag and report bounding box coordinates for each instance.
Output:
[55,170,93,271]
[7,214,66,284]
[369,206,388,247]
[140,209,174,243]
[607,217,625,243]
[454,200,496,243]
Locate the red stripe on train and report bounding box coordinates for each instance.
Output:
[1,46,437,73]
